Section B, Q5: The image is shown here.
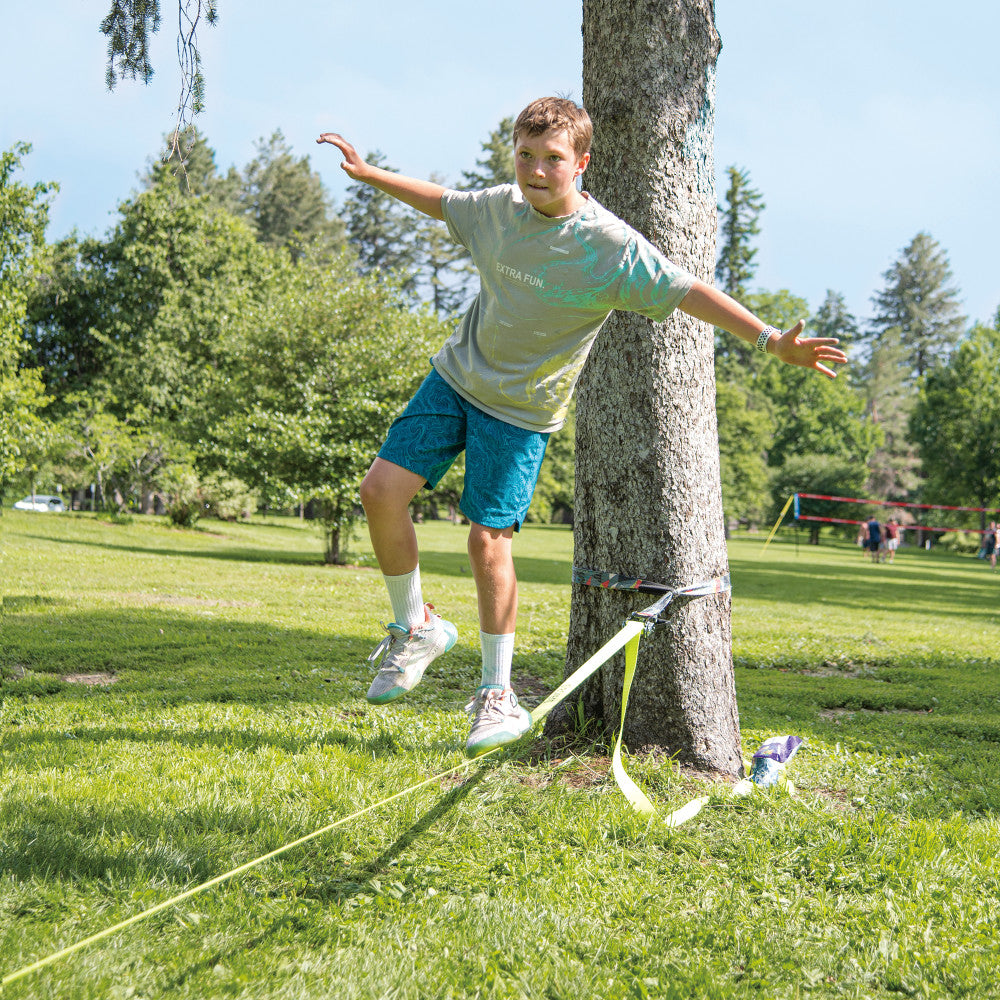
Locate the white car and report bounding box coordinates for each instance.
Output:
[13,494,65,512]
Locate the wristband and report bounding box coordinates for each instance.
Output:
[755,326,778,355]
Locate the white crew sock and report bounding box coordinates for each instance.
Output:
[383,567,425,629]
[479,631,515,691]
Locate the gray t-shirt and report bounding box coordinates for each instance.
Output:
[433,184,696,433]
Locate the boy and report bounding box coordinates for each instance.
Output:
[317,97,845,757]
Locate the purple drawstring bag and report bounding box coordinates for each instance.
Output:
[749,735,803,787]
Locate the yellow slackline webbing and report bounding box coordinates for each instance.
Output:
[1,753,487,989]
[2,605,740,988]
[761,493,796,554]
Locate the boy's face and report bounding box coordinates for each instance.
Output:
[514,128,590,218]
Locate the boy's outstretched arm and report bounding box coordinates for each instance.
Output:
[679,280,848,379]
[316,132,446,221]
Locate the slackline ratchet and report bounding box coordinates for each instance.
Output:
[4,567,778,990]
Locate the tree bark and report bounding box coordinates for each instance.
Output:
[550,0,741,774]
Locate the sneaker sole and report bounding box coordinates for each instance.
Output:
[465,710,533,758]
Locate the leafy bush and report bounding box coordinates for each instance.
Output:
[164,467,201,527]
[936,529,982,555]
[201,471,258,521]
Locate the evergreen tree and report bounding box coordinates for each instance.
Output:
[712,172,770,525]
[415,114,519,312]
[861,233,965,498]
[411,172,473,316]
[714,166,765,372]
[142,126,230,200]
[812,289,859,350]
[461,116,516,189]
[342,152,418,292]
[143,128,344,259]
[867,231,966,382]
[238,131,345,259]
[862,326,918,498]
[715,165,764,298]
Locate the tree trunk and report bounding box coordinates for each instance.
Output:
[325,526,341,565]
[551,0,740,775]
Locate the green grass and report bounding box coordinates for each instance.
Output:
[3,511,1000,998]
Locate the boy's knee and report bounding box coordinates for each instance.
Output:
[467,523,515,564]
[360,459,425,515]
[358,468,382,513]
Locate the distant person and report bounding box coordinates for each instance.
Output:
[986,521,997,570]
[855,522,869,555]
[866,516,882,563]
[884,518,900,563]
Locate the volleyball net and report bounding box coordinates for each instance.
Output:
[789,492,1000,537]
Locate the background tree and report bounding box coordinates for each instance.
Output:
[753,289,876,477]
[342,152,419,293]
[715,166,763,298]
[0,143,54,508]
[712,166,770,526]
[237,130,345,259]
[866,232,966,382]
[411,172,472,316]
[460,116,516,189]
[714,165,764,372]
[559,0,740,773]
[25,235,109,395]
[812,289,859,351]
[144,128,345,258]
[910,320,1000,524]
[64,184,270,425]
[142,125,235,201]
[715,379,772,528]
[860,326,917,498]
[859,233,965,499]
[205,255,448,562]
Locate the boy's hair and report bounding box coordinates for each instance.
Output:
[513,97,592,158]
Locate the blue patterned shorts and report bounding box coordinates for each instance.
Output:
[378,368,550,530]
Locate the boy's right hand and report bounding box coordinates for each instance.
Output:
[316,132,369,180]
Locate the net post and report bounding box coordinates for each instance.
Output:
[761,494,797,555]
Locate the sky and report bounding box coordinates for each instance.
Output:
[3,1,998,327]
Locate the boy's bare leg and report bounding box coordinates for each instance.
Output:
[464,521,532,757]
[467,522,518,634]
[359,457,426,575]
[360,458,460,705]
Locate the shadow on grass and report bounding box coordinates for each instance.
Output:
[6,582,1000,817]
[732,551,1000,622]
[156,769,490,993]
[2,594,67,611]
[24,532,575,584]
[0,602,494,710]
[0,756,492,900]
[23,533,327,568]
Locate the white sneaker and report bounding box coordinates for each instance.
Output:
[366,604,458,704]
[465,687,532,757]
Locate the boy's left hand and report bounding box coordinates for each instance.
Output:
[771,321,848,379]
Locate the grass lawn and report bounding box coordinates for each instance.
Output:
[2,510,1000,998]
